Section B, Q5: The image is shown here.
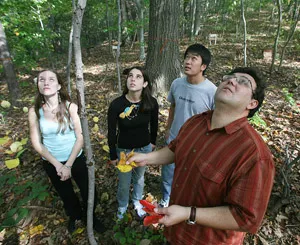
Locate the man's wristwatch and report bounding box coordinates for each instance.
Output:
[186,206,197,225]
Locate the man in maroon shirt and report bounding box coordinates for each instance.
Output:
[128,67,275,245]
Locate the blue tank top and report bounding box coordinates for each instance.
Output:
[39,107,82,161]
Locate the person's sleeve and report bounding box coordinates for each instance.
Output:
[150,98,159,145]
[167,80,175,104]
[226,157,275,234]
[107,100,118,160]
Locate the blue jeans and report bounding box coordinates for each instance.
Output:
[161,163,175,206]
[117,144,152,209]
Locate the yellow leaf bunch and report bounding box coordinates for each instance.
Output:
[116,150,137,173]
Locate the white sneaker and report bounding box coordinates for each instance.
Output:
[117,207,127,220]
[158,199,169,208]
[134,203,146,218]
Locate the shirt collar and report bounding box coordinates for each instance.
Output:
[205,111,249,134]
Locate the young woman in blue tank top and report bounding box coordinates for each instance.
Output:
[28,70,105,233]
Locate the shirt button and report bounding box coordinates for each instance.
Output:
[193,149,196,153]
[176,184,179,188]
[184,167,187,171]
[206,132,209,136]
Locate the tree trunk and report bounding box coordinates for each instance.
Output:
[270,0,282,73]
[117,0,122,94]
[106,0,113,54]
[189,0,196,41]
[145,0,181,94]
[194,0,202,36]
[66,0,75,97]
[134,0,145,61]
[241,0,247,66]
[73,1,97,244]
[279,4,299,69]
[0,21,20,106]
[121,0,130,46]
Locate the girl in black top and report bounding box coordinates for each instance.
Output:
[107,67,158,219]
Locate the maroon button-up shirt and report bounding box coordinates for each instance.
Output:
[165,111,275,245]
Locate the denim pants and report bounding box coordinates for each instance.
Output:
[117,143,152,209]
[161,162,175,206]
[43,153,98,220]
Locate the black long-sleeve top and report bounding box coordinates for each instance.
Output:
[107,94,159,160]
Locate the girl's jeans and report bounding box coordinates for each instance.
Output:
[117,143,152,209]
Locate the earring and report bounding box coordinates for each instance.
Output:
[58,91,61,104]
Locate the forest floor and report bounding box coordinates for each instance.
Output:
[0,35,300,245]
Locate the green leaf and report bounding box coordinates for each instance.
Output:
[15,208,29,223]
[16,148,27,158]
[38,192,49,201]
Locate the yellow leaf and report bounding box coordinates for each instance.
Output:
[0,136,10,146]
[10,141,23,152]
[102,145,109,153]
[23,107,29,113]
[29,224,44,236]
[92,124,99,133]
[73,227,85,234]
[20,138,28,145]
[116,164,132,173]
[93,116,99,122]
[1,100,11,108]
[5,150,14,155]
[5,158,20,169]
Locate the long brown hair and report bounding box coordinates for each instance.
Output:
[34,70,72,133]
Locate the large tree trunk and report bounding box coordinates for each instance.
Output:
[0,21,20,106]
[145,0,181,94]
[73,1,97,244]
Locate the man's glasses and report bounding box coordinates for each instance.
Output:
[222,74,255,98]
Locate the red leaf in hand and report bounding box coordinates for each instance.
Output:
[143,215,163,226]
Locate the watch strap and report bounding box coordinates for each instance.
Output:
[186,206,196,225]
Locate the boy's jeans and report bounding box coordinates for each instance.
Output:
[161,162,175,207]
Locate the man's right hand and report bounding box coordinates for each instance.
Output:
[126,152,148,167]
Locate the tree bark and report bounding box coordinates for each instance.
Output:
[241,0,247,66]
[270,0,282,73]
[117,0,122,94]
[194,0,202,36]
[279,1,299,69]
[0,21,20,106]
[134,0,145,61]
[66,0,75,97]
[145,0,181,94]
[73,1,97,244]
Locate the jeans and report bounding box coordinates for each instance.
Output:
[117,143,152,209]
[161,163,175,206]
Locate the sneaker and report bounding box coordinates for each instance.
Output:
[158,199,169,208]
[67,217,79,234]
[93,217,106,233]
[117,207,127,220]
[134,203,146,218]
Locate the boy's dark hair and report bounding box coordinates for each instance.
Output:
[123,66,155,111]
[184,44,211,75]
[229,67,266,118]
